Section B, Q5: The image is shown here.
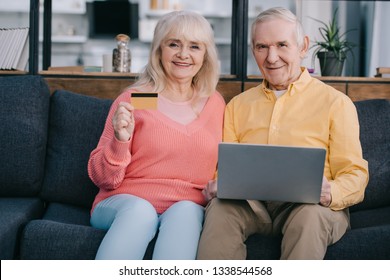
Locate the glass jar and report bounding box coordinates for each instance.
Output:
[112,34,131,73]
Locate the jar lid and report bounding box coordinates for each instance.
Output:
[116,34,130,42]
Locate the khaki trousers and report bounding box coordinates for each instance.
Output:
[197,198,349,260]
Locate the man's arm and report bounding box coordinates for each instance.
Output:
[223,100,239,142]
[327,97,369,210]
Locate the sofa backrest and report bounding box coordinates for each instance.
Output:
[0,75,50,197]
[350,99,390,212]
[40,89,113,208]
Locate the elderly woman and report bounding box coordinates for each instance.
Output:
[88,10,225,260]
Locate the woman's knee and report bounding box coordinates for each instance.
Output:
[161,201,204,227]
[168,200,203,216]
[91,194,158,229]
[119,195,155,214]
[116,195,158,227]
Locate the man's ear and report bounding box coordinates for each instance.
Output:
[300,35,309,58]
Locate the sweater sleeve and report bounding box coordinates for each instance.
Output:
[88,91,133,190]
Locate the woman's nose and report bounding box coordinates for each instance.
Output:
[177,47,189,58]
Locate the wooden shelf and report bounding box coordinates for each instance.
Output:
[40,69,139,78]
[244,76,390,102]
[3,68,388,103]
[35,73,390,104]
[0,70,28,75]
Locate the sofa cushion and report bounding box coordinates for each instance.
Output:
[324,225,390,259]
[246,223,390,260]
[350,206,390,229]
[0,75,50,196]
[0,198,44,259]
[246,234,281,260]
[40,90,112,208]
[43,202,92,226]
[20,219,106,260]
[350,99,390,212]
[20,219,156,260]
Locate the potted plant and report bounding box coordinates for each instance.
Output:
[310,8,356,76]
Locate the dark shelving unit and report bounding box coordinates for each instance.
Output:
[29,0,249,89]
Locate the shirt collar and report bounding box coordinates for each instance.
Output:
[261,67,311,99]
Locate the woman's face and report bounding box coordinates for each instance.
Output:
[160,36,206,84]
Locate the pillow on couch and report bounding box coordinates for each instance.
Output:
[40,90,113,208]
[350,99,390,212]
[0,75,50,196]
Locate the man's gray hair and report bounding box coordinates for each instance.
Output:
[251,7,305,49]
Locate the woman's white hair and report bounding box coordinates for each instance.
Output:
[133,10,220,97]
[251,7,305,49]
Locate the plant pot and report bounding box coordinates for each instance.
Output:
[317,51,345,76]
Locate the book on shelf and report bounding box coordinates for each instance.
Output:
[0,27,29,71]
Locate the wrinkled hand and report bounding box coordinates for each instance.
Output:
[112,102,135,142]
[202,179,218,202]
[320,176,332,207]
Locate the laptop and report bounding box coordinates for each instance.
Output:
[217,143,326,203]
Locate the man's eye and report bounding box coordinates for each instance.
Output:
[278,43,287,48]
[255,44,267,51]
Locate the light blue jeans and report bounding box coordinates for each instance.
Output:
[90,194,204,260]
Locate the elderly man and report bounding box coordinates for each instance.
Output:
[197,7,368,260]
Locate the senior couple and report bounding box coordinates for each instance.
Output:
[87,7,368,260]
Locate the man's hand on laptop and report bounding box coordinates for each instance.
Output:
[202,179,218,202]
[320,176,332,207]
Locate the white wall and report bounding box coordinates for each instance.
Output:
[298,0,333,75]
[368,1,390,77]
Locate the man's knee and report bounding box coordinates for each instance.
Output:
[197,199,258,260]
[282,204,349,244]
[286,204,340,228]
[205,198,248,219]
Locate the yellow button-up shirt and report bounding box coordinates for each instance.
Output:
[224,69,368,211]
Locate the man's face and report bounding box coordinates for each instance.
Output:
[252,18,308,90]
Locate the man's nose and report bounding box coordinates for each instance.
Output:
[266,46,279,64]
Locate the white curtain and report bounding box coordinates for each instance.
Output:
[368,1,390,77]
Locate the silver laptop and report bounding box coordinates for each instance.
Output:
[217,143,326,203]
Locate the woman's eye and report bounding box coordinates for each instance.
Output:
[191,45,200,50]
[169,42,179,48]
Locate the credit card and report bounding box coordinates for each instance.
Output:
[130,93,158,110]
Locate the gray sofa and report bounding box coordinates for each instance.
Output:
[0,75,389,260]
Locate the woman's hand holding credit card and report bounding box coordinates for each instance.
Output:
[112,101,135,142]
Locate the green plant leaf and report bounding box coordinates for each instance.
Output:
[308,7,356,74]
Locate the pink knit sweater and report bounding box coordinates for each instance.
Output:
[88,90,225,214]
